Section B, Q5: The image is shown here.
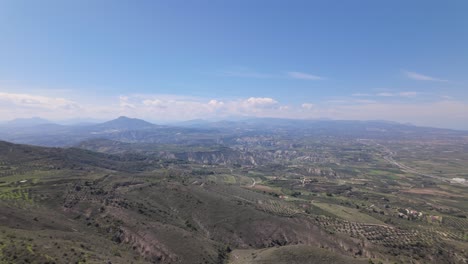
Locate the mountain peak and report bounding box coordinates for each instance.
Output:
[5,117,52,127]
[95,116,155,130]
[116,116,132,120]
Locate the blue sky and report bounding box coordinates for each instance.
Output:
[0,0,467,129]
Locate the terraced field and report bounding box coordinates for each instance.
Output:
[0,133,467,263]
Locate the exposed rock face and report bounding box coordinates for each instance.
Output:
[154,149,338,167]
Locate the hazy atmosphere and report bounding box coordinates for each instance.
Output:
[1,1,468,264]
[1,1,467,129]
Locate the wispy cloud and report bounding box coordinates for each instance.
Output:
[1,91,467,129]
[110,95,285,120]
[404,71,448,82]
[398,91,418,97]
[243,97,278,107]
[301,103,314,110]
[0,92,84,120]
[287,71,324,80]
[0,92,80,110]
[119,96,136,109]
[352,93,372,97]
[221,69,324,80]
[376,92,394,97]
[354,91,419,98]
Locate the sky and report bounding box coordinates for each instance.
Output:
[0,0,467,129]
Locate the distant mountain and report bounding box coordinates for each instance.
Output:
[90,116,156,131]
[0,116,467,147]
[173,119,242,129]
[4,117,52,127]
[56,118,104,126]
[184,117,463,133]
[170,119,212,127]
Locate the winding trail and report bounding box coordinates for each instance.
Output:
[249,178,256,188]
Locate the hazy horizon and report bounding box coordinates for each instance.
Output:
[1,3,468,262]
[2,115,468,132]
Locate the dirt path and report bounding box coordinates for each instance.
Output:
[249,178,256,188]
[369,141,448,182]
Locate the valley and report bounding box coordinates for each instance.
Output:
[0,118,467,263]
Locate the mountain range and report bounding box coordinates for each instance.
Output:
[0,116,467,148]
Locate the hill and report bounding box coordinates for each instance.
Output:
[0,117,467,148]
[3,117,52,127]
[0,140,379,263]
[1,139,467,263]
[90,116,156,131]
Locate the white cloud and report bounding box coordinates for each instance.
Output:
[221,69,324,80]
[398,91,418,97]
[367,91,419,98]
[287,71,323,80]
[111,96,283,121]
[377,92,394,97]
[354,99,377,104]
[244,97,278,107]
[0,92,80,110]
[142,99,166,108]
[1,91,467,130]
[404,71,448,82]
[208,99,224,107]
[119,96,136,109]
[301,103,314,110]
